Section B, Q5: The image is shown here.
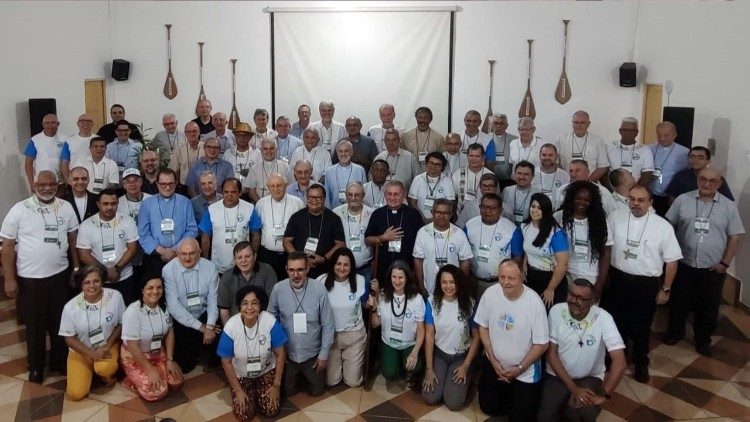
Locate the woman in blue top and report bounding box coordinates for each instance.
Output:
[217,285,287,421]
[520,193,569,307]
[422,265,480,410]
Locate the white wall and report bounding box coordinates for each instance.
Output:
[1,0,748,301]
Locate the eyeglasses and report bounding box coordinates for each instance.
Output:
[158,182,177,187]
[427,161,442,167]
[479,205,500,211]
[568,292,593,303]
[287,268,307,273]
[307,195,324,200]
[204,145,220,150]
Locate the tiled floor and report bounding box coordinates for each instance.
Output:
[0,294,748,421]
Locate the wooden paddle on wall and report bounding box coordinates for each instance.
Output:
[198,42,206,101]
[555,20,572,104]
[228,59,240,131]
[518,39,536,119]
[481,59,496,134]
[162,24,178,100]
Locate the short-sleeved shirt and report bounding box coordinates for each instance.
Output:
[316,274,367,332]
[202,130,236,154]
[413,224,474,295]
[276,135,303,162]
[408,173,456,220]
[377,294,426,350]
[77,212,139,280]
[553,212,613,283]
[243,159,292,199]
[217,263,279,316]
[604,140,654,180]
[217,311,287,378]
[59,288,125,348]
[554,181,617,215]
[521,224,569,272]
[255,194,305,252]
[474,284,549,383]
[121,301,173,352]
[665,191,745,268]
[78,157,120,194]
[290,146,332,182]
[532,168,570,202]
[222,147,262,185]
[333,204,374,268]
[501,185,540,225]
[374,149,420,192]
[198,200,262,273]
[555,132,608,170]
[665,168,734,201]
[401,128,444,170]
[508,137,543,170]
[425,297,475,355]
[24,132,65,179]
[105,139,142,174]
[0,197,79,278]
[607,208,683,276]
[63,133,95,167]
[464,216,523,279]
[309,121,346,154]
[458,130,495,162]
[284,208,345,259]
[364,205,424,282]
[363,182,387,209]
[547,303,624,380]
[324,163,368,209]
[649,142,689,197]
[185,157,235,195]
[442,152,468,177]
[368,124,405,152]
[118,193,152,226]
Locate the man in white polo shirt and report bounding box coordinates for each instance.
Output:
[538,279,626,422]
[1,170,79,383]
[77,137,119,194]
[474,259,548,421]
[458,110,494,167]
[77,188,139,305]
[198,178,261,274]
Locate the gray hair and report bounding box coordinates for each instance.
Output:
[198,170,216,181]
[162,113,177,121]
[319,100,335,109]
[493,113,508,121]
[213,112,227,120]
[572,110,590,121]
[37,169,59,183]
[260,136,278,148]
[303,127,320,140]
[276,115,290,125]
[267,172,288,185]
[518,117,535,129]
[569,159,590,170]
[293,159,313,171]
[621,117,638,125]
[384,128,400,140]
[346,181,364,193]
[336,139,353,151]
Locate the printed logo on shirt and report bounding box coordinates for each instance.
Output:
[348,293,357,301]
[165,314,172,324]
[118,230,126,239]
[494,234,503,242]
[498,314,514,331]
[105,312,114,323]
[437,188,444,194]
[405,310,413,319]
[57,216,65,225]
[449,243,457,253]
[237,213,245,222]
[584,335,596,347]
[259,334,267,345]
[633,154,640,160]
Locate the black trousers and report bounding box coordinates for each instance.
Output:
[667,262,725,346]
[258,246,288,281]
[477,356,541,421]
[526,266,568,306]
[142,252,168,280]
[172,311,219,373]
[603,267,658,366]
[105,273,136,307]
[652,195,670,217]
[18,269,70,371]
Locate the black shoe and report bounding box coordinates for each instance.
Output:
[49,362,66,376]
[696,343,712,357]
[633,365,649,383]
[28,370,44,384]
[661,334,681,346]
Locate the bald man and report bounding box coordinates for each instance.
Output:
[61,113,96,180]
[25,114,64,191]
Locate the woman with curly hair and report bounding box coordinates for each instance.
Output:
[554,180,612,297]
[521,193,570,307]
[367,260,426,389]
[422,265,480,410]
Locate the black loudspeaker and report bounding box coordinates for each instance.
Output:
[28,98,57,135]
[663,106,695,148]
[619,62,637,87]
[111,59,130,81]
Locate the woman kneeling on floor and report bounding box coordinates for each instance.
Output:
[218,285,287,421]
[120,276,184,400]
[368,260,426,389]
[59,264,125,401]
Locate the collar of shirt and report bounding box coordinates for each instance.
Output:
[693,191,720,202]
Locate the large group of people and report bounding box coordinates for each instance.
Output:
[1,99,744,421]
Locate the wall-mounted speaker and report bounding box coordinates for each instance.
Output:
[28,98,57,135]
[111,59,130,81]
[619,62,637,87]
[663,106,695,149]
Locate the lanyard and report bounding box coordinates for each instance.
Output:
[426,175,441,197]
[223,204,240,231]
[518,138,536,162]
[85,299,103,334]
[36,197,60,232]
[270,196,289,226]
[345,209,363,236]
[654,144,676,169]
[386,207,405,230]
[572,133,588,157]
[626,212,650,245]
[308,211,324,239]
[242,319,261,358]
[167,131,178,149]
[514,187,531,213]
[125,196,142,217]
[145,305,165,339]
[336,164,354,190]
[417,129,432,153]
[157,195,176,221]
[180,268,199,295]
[369,183,384,205]
[494,133,508,154]
[291,281,308,313]
[186,144,199,167]
[619,142,637,165]
[541,171,559,192]
[479,221,499,247]
[695,197,716,220]
[433,226,451,260]
[387,153,400,175]
[462,132,479,151]
[97,215,117,249]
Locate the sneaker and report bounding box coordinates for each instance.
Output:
[633,365,649,383]
[695,343,712,357]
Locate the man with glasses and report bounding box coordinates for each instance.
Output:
[105,120,143,179]
[666,146,734,202]
[332,182,374,280]
[139,150,161,195]
[190,171,222,223]
[287,159,314,203]
[598,117,654,187]
[61,114,96,179]
[138,168,198,273]
[538,279,626,422]
[283,184,345,279]
[185,137,234,198]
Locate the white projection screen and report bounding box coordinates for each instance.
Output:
[270,9,454,133]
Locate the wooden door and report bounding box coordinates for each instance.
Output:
[84,80,106,131]
[641,84,663,145]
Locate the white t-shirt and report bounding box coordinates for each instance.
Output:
[521,224,569,272]
[333,204,374,268]
[118,193,152,226]
[408,173,456,220]
[65,133,95,166]
[553,212,614,283]
[199,200,259,273]
[77,212,139,280]
[426,297,474,355]
[290,146,332,182]
[316,274,366,332]
[547,303,624,380]
[363,181,386,208]
[554,181,617,215]
[465,216,519,279]
[243,159,292,199]
[555,132,608,170]
[508,137,543,170]
[310,120,346,153]
[121,301,173,352]
[377,294,426,350]
[451,166,493,204]
[607,209,683,277]
[77,157,120,194]
[604,140,655,180]
[413,224,473,295]
[367,124,404,152]
[458,130,493,155]
[220,311,284,378]
[222,147,262,185]
[27,132,64,179]
[59,288,125,348]
[0,197,79,278]
[474,284,549,383]
[532,168,570,202]
[256,194,305,251]
[501,185,539,224]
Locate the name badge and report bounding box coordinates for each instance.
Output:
[390,323,404,342]
[624,249,638,260]
[495,153,505,163]
[653,168,663,184]
[44,225,59,245]
[239,168,250,178]
[573,239,589,260]
[160,218,174,235]
[272,224,284,240]
[513,210,524,223]
[94,177,104,184]
[419,152,428,163]
[150,333,163,351]
[465,191,477,201]
[435,257,448,271]
[621,161,633,168]
[477,244,491,263]
[246,356,262,377]
[224,227,237,244]
[338,189,346,203]
[102,245,117,263]
[694,218,710,235]
[89,327,106,348]
[349,235,362,252]
[304,237,319,256]
[293,312,308,334]
[572,152,583,159]
[626,239,640,248]
[388,239,402,253]
[423,196,434,210]
[186,292,201,312]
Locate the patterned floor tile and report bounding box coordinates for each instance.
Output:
[304,386,360,414]
[59,397,106,422]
